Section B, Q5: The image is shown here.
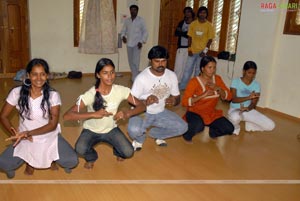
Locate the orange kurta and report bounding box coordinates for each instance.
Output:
[182,75,232,125]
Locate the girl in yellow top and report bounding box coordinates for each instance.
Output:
[63,58,145,169]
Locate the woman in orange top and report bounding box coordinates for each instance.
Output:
[182,56,234,142]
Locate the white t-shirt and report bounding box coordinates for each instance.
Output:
[131,67,180,114]
[7,86,61,168]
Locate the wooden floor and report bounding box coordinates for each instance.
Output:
[1,74,300,201]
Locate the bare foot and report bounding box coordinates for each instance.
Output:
[24,164,34,175]
[50,162,59,171]
[116,157,124,162]
[84,162,94,169]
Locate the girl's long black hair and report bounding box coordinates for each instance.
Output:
[18,58,53,120]
[93,58,115,111]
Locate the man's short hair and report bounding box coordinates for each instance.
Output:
[197,6,208,18]
[148,46,169,59]
[130,4,139,11]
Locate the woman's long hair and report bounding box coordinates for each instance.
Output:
[93,58,115,111]
[18,58,53,120]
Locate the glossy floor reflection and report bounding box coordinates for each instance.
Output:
[0,74,300,201]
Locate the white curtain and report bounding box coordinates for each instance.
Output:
[79,0,118,54]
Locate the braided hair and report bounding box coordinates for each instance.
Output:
[93,58,115,111]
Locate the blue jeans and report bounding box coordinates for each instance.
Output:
[179,53,202,90]
[0,134,78,177]
[127,109,188,143]
[75,127,134,162]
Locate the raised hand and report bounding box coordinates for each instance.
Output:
[165,96,176,107]
[5,127,32,147]
[113,111,129,122]
[240,103,249,112]
[94,109,113,119]
[249,91,260,99]
[145,95,159,106]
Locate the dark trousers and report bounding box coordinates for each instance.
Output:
[183,111,234,141]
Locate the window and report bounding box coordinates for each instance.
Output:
[73,0,117,47]
[297,7,300,25]
[185,0,242,55]
[283,0,300,35]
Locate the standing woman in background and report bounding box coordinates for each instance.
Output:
[228,61,275,135]
[63,58,145,169]
[181,56,234,142]
[0,58,78,179]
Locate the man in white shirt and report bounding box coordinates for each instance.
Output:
[121,4,148,81]
[127,46,188,151]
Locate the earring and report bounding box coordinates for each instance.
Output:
[23,78,31,87]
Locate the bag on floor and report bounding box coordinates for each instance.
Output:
[67,71,82,79]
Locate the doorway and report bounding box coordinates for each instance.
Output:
[0,0,30,77]
[158,0,186,70]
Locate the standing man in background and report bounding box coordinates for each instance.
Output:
[179,6,214,90]
[174,7,195,82]
[121,4,148,82]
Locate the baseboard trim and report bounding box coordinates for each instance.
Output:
[258,107,300,123]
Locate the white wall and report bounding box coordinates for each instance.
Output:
[28,0,160,73]
[28,0,300,118]
[217,0,300,118]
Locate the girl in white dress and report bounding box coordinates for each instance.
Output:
[0,58,78,178]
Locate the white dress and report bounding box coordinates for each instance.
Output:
[6,87,60,168]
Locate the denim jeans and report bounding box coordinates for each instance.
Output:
[127,109,188,143]
[179,53,202,90]
[75,127,134,162]
[0,134,78,177]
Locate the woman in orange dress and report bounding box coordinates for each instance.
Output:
[181,56,234,142]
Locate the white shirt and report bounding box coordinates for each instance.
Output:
[131,67,180,114]
[120,16,148,47]
[7,86,61,168]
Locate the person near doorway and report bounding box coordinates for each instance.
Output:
[128,46,188,151]
[120,4,148,82]
[174,7,195,82]
[179,6,214,90]
[0,58,78,179]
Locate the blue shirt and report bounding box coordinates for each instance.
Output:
[230,78,260,108]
